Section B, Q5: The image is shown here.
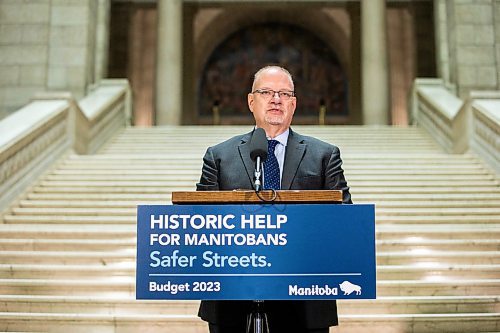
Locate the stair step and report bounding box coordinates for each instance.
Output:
[377,208,500,215]
[0,295,498,315]
[18,200,166,208]
[375,216,500,224]
[0,278,498,297]
[369,201,500,208]
[43,174,496,181]
[1,238,497,252]
[0,313,204,333]
[0,239,135,251]
[0,249,497,265]
[377,239,500,251]
[350,180,497,186]
[14,199,500,209]
[0,264,135,278]
[334,313,500,333]
[24,192,500,202]
[0,312,498,333]
[0,263,498,280]
[0,295,199,315]
[0,235,500,252]
[57,161,487,170]
[0,224,135,239]
[376,279,500,296]
[50,167,489,175]
[339,296,500,314]
[26,193,173,201]
[29,186,500,194]
[38,180,197,187]
[0,251,134,265]
[10,207,137,216]
[44,174,200,180]
[4,215,136,224]
[1,224,497,239]
[376,224,500,240]
[377,264,500,280]
[352,187,500,194]
[62,153,482,162]
[10,208,499,220]
[36,180,499,188]
[377,251,500,265]
[32,186,190,193]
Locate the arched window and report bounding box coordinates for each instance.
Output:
[199,23,347,124]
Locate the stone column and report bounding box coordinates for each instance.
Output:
[47,0,95,100]
[448,1,497,98]
[348,2,362,125]
[156,0,182,125]
[182,5,196,125]
[434,0,451,86]
[95,0,110,82]
[361,0,390,125]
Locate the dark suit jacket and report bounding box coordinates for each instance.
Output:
[196,128,352,329]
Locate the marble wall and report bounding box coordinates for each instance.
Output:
[0,0,109,121]
[0,1,51,119]
[435,0,500,98]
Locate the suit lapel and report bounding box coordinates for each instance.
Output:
[237,131,255,188]
[282,130,306,189]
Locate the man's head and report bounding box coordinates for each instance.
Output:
[248,66,296,138]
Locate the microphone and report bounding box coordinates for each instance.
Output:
[249,128,268,192]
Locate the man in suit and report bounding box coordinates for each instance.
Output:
[196,65,352,333]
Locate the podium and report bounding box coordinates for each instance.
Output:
[135,190,376,331]
[172,190,343,333]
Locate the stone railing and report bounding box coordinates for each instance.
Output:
[0,80,131,212]
[411,78,467,153]
[0,99,72,211]
[76,79,131,154]
[412,79,499,173]
[469,91,500,173]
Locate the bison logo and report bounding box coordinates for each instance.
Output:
[339,281,362,295]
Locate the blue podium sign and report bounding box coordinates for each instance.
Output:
[136,204,375,300]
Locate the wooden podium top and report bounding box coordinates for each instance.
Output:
[171,190,342,204]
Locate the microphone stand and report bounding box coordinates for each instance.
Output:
[254,156,262,192]
[248,157,270,333]
[246,300,269,333]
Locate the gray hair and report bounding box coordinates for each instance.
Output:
[251,65,294,91]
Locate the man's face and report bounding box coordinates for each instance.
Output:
[248,69,296,135]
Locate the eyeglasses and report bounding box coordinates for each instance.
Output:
[252,89,295,100]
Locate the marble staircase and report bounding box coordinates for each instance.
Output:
[0,125,499,332]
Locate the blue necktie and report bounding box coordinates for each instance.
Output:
[264,140,280,190]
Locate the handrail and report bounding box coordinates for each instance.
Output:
[76,79,131,154]
[412,78,499,173]
[0,99,72,212]
[411,78,467,153]
[470,91,500,173]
